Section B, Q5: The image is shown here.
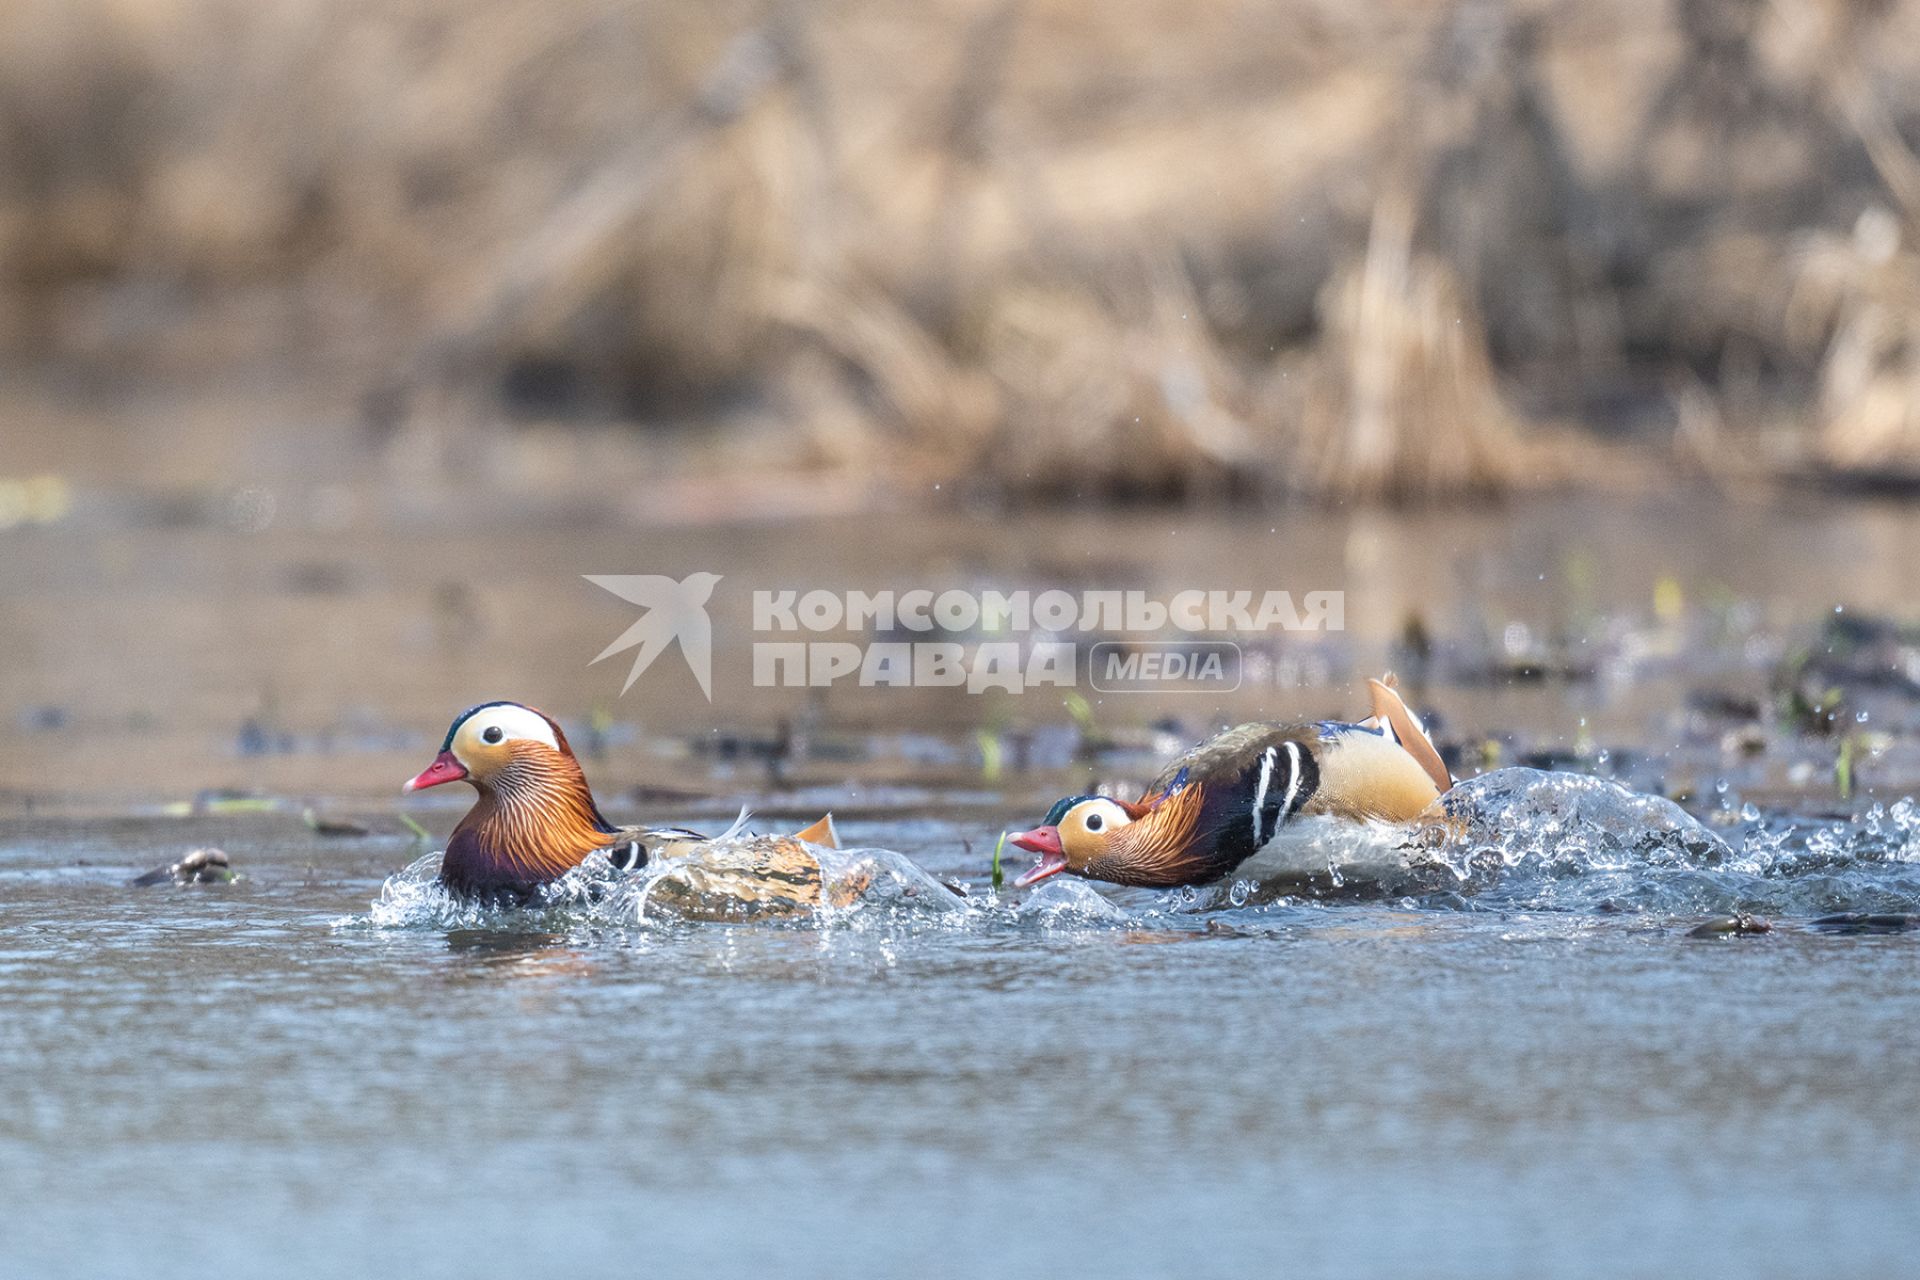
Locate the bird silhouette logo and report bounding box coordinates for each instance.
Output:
[584,572,723,700]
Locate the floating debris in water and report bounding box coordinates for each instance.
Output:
[302,807,372,838]
[1685,913,1773,939]
[131,848,234,887]
[1202,919,1266,938]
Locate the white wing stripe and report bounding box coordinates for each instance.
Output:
[1251,746,1277,845]
[1278,741,1303,819]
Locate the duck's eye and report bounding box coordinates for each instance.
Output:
[1085,813,1104,833]
[481,725,504,745]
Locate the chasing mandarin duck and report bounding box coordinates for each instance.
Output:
[402,701,848,915]
[1008,676,1452,889]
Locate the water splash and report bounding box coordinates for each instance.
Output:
[1237,817,1441,899]
[1395,768,1920,916]
[1011,878,1135,925]
[1426,768,1731,878]
[342,844,968,932]
[343,851,633,931]
[341,772,1920,932]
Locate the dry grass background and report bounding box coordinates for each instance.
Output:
[6,0,1920,502]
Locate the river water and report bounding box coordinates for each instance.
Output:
[3,493,1919,1276]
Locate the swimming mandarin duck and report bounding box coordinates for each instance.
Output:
[1008,677,1452,889]
[402,701,849,915]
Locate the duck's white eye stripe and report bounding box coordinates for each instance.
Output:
[466,706,559,752]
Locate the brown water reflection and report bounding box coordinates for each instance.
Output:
[6,487,1920,815]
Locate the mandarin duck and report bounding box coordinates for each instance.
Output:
[1008,676,1452,889]
[402,701,852,916]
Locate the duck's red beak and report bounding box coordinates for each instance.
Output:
[403,749,468,793]
[1009,825,1067,887]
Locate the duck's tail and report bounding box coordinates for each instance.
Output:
[791,813,840,849]
[1366,674,1452,793]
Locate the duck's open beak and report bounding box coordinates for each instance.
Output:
[403,749,468,793]
[1009,825,1067,887]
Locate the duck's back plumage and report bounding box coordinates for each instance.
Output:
[596,817,863,921]
[1300,721,1446,822]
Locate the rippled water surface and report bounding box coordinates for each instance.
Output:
[7,495,1920,1275]
[3,789,1918,1280]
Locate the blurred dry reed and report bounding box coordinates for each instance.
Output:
[5,0,1920,502]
